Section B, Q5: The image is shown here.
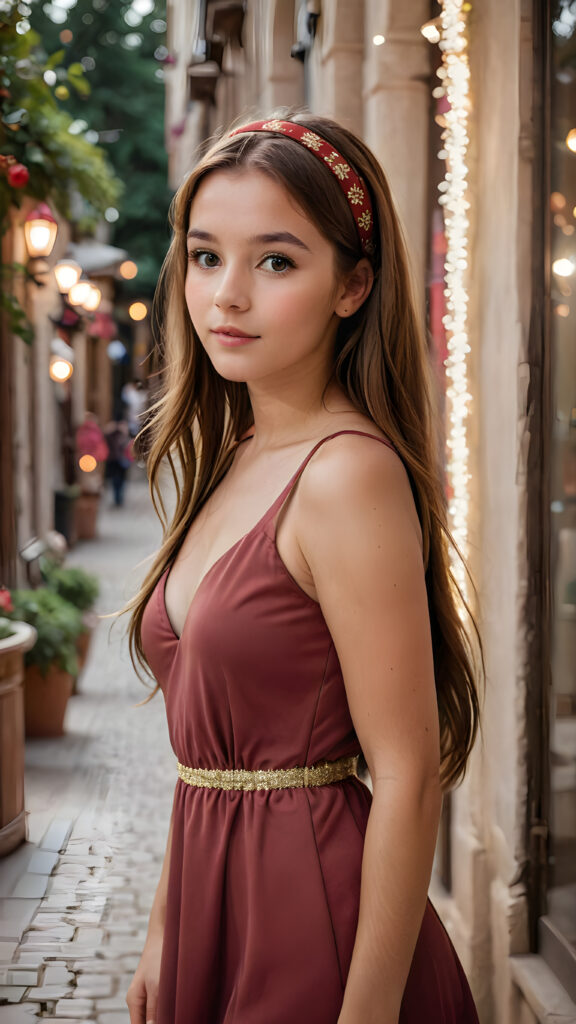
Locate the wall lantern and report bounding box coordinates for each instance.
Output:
[68,276,92,307]
[24,203,58,258]
[49,337,74,382]
[82,283,102,312]
[54,258,82,293]
[49,356,73,382]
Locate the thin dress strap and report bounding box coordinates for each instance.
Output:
[262,429,397,528]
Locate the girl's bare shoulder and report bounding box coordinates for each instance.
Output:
[298,419,420,549]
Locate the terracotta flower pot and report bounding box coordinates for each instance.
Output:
[75,491,101,540]
[0,621,37,856]
[23,662,74,738]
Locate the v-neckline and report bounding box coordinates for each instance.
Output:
[161,508,271,644]
[159,428,396,645]
[161,447,307,644]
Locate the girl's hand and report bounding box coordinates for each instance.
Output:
[126,933,163,1024]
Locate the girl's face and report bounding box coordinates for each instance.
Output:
[184,168,348,387]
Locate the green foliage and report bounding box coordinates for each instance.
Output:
[41,560,99,612]
[0,4,122,225]
[7,587,83,677]
[0,262,34,344]
[28,0,172,299]
[0,618,16,640]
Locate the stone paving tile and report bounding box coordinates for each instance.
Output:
[0,989,27,1003]
[27,852,59,877]
[0,475,174,1022]
[10,877,48,901]
[0,1006,38,1022]
[0,902,41,943]
[40,822,74,855]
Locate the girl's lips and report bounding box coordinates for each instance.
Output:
[210,329,259,347]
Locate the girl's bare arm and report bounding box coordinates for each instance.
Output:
[297,434,443,1024]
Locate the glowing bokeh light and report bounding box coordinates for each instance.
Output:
[129,301,148,321]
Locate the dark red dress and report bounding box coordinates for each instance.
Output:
[141,430,479,1024]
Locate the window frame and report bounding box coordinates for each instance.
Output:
[528,0,576,999]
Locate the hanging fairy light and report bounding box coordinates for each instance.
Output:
[436,0,472,601]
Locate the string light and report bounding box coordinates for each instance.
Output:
[437,0,472,602]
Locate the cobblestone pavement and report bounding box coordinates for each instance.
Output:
[0,469,175,1022]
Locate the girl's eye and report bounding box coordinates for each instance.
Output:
[260,253,295,274]
[188,249,219,269]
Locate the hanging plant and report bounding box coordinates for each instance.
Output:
[0,4,122,225]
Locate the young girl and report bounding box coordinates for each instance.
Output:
[125,113,482,1024]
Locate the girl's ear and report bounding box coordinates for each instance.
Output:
[335,258,374,318]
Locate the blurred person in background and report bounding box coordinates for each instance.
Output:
[121,378,149,439]
[103,418,133,507]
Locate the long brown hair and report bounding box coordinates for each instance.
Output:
[127,111,483,791]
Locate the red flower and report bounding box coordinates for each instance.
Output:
[7,163,29,188]
[0,588,14,613]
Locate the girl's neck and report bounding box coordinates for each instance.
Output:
[246,378,353,452]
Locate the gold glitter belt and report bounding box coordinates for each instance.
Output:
[177,755,359,792]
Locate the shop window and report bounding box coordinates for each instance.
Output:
[540,0,576,1000]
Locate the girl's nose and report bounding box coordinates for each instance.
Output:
[214,265,250,312]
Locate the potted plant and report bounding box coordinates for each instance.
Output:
[6,587,83,737]
[0,587,36,855]
[40,560,100,678]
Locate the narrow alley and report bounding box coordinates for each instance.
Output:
[0,470,173,1022]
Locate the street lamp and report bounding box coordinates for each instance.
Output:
[24,203,58,258]
[68,276,92,307]
[54,259,82,294]
[82,283,102,312]
[49,337,74,382]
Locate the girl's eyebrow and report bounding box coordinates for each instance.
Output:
[186,228,311,252]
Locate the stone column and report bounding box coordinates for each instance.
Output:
[308,0,364,131]
[260,0,304,112]
[363,0,431,299]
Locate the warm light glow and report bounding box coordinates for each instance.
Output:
[82,284,102,312]
[556,304,570,317]
[551,192,566,212]
[129,301,148,321]
[437,0,472,602]
[120,260,138,279]
[421,20,441,43]
[79,454,97,472]
[372,34,385,45]
[24,204,58,258]
[49,356,73,382]
[54,259,81,293]
[552,258,575,277]
[68,279,92,306]
[566,128,576,152]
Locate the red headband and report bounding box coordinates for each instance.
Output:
[228,119,375,256]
